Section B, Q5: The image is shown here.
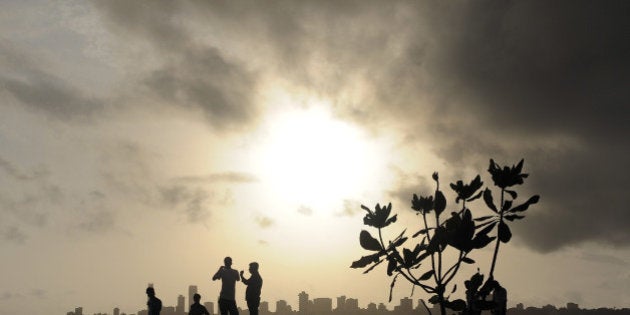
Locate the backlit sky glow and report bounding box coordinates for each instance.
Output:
[1,1,629,315]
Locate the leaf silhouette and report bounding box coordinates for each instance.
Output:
[498,221,512,243]
[483,189,498,213]
[419,269,435,281]
[509,195,540,213]
[360,230,382,251]
[351,253,381,268]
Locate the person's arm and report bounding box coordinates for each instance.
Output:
[235,269,241,281]
[212,266,223,281]
[240,270,249,284]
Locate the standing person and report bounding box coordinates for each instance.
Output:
[189,293,210,315]
[240,262,263,315]
[212,256,240,315]
[146,287,162,315]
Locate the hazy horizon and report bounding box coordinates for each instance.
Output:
[1,1,629,315]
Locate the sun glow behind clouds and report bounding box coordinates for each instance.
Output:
[254,93,388,213]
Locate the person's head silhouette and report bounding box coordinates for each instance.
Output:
[193,293,201,304]
[249,262,259,273]
[224,256,232,268]
[146,287,155,297]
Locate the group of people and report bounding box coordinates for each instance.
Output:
[145,257,263,315]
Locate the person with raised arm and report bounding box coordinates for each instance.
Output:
[240,262,263,315]
[213,256,240,315]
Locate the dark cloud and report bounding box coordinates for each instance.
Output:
[29,289,46,299]
[338,199,361,217]
[580,252,627,267]
[1,226,27,244]
[77,210,115,233]
[0,291,14,300]
[0,42,102,121]
[375,1,629,252]
[89,1,630,251]
[174,172,258,184]
[159,185,212,223]
[94,1,259,131]
[0,156,48,181]
[255,216,274,228]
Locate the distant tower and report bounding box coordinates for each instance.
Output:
[75,307,83,315]
[346,298,359,311]
[260,301,269,315]
[378,303,387,312]
[277,300,290,314]
[299,291,310,314]
[567,303,579,311]
[177,295,185,314]
[205,302,215,315]
[113,307,120,315]
[189,285,198,307]
[337,296,346,311]
[367,303,377,312]
[148,283,154,288]
[400,297,413,311]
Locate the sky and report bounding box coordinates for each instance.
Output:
[1,1,629,314]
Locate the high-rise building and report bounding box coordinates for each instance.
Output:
[205,302,215,315]
[189,285,198,308]
[177,294,185,314]
[299,291,310,314]
[75,307,83,315]
[337,296,346,311]
[367,303,377,312]
[260,301,270,314]
[399,297,413,311]
[113,307,120,315]
[346,298,359,311]
[313,298,333,313]
[277,300,291,314]
[378,303,388,312]
[567,303,579,311]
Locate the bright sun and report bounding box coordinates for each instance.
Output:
[255,99,384,212]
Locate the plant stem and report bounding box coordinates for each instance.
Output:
[488,188,505,279]
[423,213,439,283]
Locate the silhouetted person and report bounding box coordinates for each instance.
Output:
[240,262,263,315]
[146,287,162,315]
[213,256,240,315]
[492,284,507,315]
[189,293,210,315]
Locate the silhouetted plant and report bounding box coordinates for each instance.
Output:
[351,159,539,315]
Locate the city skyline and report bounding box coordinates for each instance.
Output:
[66,288,629,315]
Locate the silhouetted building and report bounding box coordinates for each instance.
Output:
[313,298,333,313]
[367,303,377,312]
[395,297,412,312]
[567,303,579,311]
[177,294,185,314]
[189,285,198,309]
[276,300,292,315]
[299,292,310,315]
[337,296,347,311]
[260,301,270,315]
[205,301,215,315]
[163,306,176,315]
[114,307,120,315]
[346,298,359,311]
